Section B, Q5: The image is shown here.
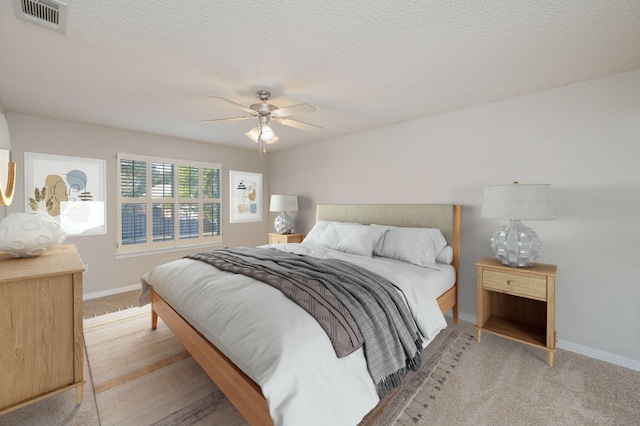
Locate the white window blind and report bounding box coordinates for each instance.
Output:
[117,153,222,254]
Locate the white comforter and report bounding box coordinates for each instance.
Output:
[139,243,450,426]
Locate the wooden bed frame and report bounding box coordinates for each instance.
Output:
[150,204,461,426]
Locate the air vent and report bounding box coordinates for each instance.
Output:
[13,0,67,33]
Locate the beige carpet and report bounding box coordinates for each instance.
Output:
[83,290,140,319]
[398,326,640,425]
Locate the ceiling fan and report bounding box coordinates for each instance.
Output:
[200,90,322,153]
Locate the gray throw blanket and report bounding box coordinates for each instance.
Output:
[186,247,423,398]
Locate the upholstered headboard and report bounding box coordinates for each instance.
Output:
[316,204,461,248]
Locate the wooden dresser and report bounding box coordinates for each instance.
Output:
[0,244,85,415]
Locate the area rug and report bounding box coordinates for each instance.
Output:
[84,306,247,426]
[359,326,465,425]
[394,331,475,425]
[84,305,465,426]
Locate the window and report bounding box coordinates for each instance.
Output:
[117,153,222,254]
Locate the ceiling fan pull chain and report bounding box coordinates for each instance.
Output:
[259,136,265,157]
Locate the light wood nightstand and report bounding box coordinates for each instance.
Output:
[268,233,304,244]
[476,257,558,366]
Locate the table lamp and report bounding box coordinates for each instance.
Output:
[481,182,555,267]
[269,194,298,234]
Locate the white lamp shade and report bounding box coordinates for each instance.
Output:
[270,195,298,212]
[246,126,279,144]
[260,124,276,142]
[481,183,555,220]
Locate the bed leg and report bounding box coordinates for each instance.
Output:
[452,304,459,324]
[151,309,158,330]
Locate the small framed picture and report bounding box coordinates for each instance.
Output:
[229,170,262,223]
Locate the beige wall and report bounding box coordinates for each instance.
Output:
[5,113,270,296]
[267,70,640,364]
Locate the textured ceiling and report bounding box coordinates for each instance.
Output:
[1,0,639,152]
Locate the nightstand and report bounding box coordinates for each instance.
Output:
[268,233,304,244]
[476,257,557,366]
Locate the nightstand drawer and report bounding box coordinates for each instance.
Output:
[483,270,547,300]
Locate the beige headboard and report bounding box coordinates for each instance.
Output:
[316,204,461,248]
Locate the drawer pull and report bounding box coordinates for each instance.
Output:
[507,280,514,285]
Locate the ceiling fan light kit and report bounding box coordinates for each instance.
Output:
[260,124,275,142]
[245,126,279,145]
[201,90,322,154]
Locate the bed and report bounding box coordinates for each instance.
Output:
[140,204,461,426]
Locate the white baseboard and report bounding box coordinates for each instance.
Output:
[83,283,140,301]
[447,311,640,372]
[556,339,640,371]
[456,311,476,324]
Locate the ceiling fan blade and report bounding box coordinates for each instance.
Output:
[245,126,279,144]
[209,96,256,115]
[200,116,253,123]
[271,103,316,118]
[277,118,323,132]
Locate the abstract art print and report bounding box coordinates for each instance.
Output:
[229,170,262,223]
[24,152,106,235]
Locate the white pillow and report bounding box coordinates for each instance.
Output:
[301,221,332,245]
[436,246,453,264]
[302,221,361,245]
[316,223,387,257]
[372,225,448,267]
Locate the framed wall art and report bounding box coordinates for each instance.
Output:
[24,152,107,235]
[229,170,262,223]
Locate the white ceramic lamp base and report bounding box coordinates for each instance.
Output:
[274,211,294,234]
[490,219,541,268]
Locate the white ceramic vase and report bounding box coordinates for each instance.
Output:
[0,213,68,258]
